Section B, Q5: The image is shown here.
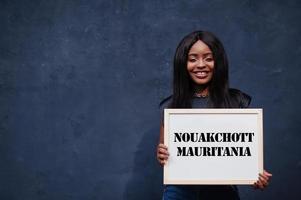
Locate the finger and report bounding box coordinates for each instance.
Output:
[259,176,268,187]
[159,159,167,166]
[157,152,169,160]
[157,148,169,155]
[157,154,169,160]
[254,180,263,189]
[157,143,168,150]
[158,150,169,157]
[254,182,261,190]
[157,157,166,165]
[257,181,264,189]
[158,148,169,155]
[259,173,269,182]
[263,170,273,177]
[158,152,169,158]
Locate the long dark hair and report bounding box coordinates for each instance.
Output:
[170,30,232,108]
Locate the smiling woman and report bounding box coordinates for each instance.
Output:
[157,31,272,200]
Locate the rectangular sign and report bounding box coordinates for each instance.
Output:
[164,109,263,185]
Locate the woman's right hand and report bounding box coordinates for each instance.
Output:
[157,143,169,166]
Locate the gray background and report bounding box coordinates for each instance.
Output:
[1,0,300,199]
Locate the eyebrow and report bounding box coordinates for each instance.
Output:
[188,52,213,57]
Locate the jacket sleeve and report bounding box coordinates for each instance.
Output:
[229,88,252,108]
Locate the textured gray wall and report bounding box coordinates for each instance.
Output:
[1,0,300,199]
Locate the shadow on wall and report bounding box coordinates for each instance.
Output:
[123,126,163,199]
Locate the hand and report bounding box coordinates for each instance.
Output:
[156,143,169,166]
[253,170,272,190]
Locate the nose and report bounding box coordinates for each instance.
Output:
[196,59,206,68]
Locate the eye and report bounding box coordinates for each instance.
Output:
[205,57,214,62]
[188,58,197,62]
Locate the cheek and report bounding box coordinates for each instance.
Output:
[186,65,193,73]
[187,63,193,71]
[208,62,214,70]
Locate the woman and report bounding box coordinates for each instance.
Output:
[157,30,272,200]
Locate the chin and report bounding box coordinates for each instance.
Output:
[192,78,212,85]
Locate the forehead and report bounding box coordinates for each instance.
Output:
[188,40,212,55]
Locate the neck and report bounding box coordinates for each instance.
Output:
[194,85,209,97]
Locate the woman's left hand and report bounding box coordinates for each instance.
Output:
[253,170,272,190]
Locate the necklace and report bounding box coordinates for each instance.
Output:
[194,92,209,98]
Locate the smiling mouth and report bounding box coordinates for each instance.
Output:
[193,71,209,78]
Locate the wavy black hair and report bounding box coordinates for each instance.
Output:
[170,30,232,108]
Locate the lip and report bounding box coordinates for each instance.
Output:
[193,71,210,79]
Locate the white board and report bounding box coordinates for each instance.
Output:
[164,109,263,185]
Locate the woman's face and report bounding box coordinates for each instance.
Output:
[187,40,214,86]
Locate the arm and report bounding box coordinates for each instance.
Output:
[156,123,169,166]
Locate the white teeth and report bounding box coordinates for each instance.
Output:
[196,72,207,75]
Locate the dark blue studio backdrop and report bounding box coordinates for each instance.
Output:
[1,0,301,199]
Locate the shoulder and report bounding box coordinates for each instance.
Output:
[229,88,252,108]
[159,95,172,109]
